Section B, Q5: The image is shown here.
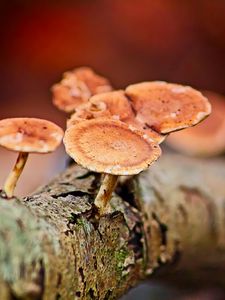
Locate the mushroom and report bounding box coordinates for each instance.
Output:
[67,90,166,143]
[125,81,211,134]
[166,91,225,156]
[67,101,112,128]
[63,118,161,215]
[52,67,113,113]
[0,118,63,198]
[66,90,132,128]
[89,90,134,121]
[124,116,166,144]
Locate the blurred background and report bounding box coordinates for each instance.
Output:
[0,1,225,299]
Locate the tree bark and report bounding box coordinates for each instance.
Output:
[0,153,225,299]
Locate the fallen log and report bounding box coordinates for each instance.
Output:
[0,153,225,299]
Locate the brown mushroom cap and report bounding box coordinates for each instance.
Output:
[52,67,112,113]
[64,118,161,175]
[166,91,225,156]
[73,67,112,95]
[125,81,211,134]
[67,102,112,128]
[67,90,166,143]
[89,90,133,121]
[67,91,132,128]
[124,116,167,144]
[0,118,63,153]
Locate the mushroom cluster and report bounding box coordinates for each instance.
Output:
[53,67,211,215]
[0,67,211,208]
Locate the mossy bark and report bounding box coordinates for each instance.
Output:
[0,154,225,299]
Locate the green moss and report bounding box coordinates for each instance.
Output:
[115,248,129,275]
[76,217,85,226]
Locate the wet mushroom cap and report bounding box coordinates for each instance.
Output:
[52,67,112,113]
[166,91,225,156]
[125,81,211,134]
[64,118,161,175]
[0,118,64,153]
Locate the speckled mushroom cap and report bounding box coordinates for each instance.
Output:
[67,91,133,128]
[89,90,133,121]
[125,81,211,134]
[0,118,64,153]
[64,118,161,175]
[166,91,225,156]
[67,101,112,128]
[124,116,167,144]
[68,90,166,143]
[52,67,112,113]
[73,67,112,95]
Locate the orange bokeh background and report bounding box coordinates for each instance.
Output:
[0,0,225,196]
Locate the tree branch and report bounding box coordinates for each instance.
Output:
[0,154,225,299]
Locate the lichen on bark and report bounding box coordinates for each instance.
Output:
[0,154,225,299]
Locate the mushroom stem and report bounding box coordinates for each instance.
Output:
[4,152,29,198]
[94,174,118,215]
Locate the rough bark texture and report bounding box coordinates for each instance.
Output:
[0,153,225,299]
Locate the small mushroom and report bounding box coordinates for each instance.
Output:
[89,90,134,121]
[0,118,63,198]
[52,67,112,113]
[125,81,211,134]
[166,91,225,156]
[67,90,132,128]
[67,101,112,128]
[63,118,161,215]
